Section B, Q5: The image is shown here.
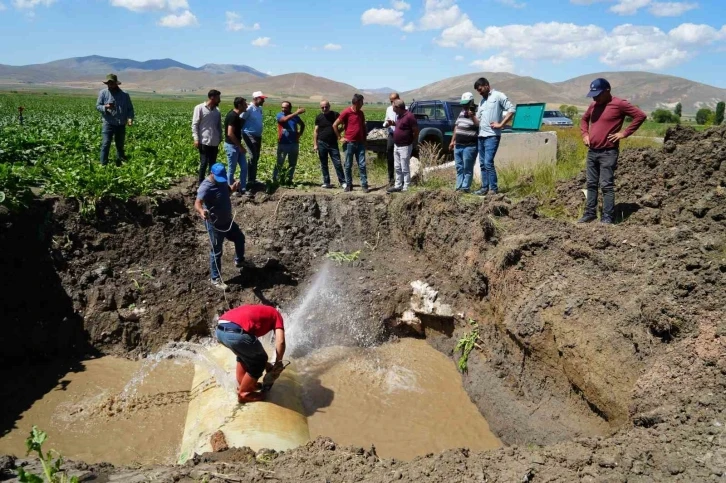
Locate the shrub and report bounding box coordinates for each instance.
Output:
[674,102,682,118]
[652,108,680,124]
[696,108,715,125]
[716,102,725,126]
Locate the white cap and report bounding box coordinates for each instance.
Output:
[460,92,474,105]
[252,91,267,99]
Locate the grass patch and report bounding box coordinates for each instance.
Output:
[498,127,661,218]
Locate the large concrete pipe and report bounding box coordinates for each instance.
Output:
[178,345,309,463]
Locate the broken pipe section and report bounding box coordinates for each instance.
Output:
[178,345,310,463]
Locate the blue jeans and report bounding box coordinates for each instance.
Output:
[100,123,126,165]
[317,140,345,185]
[206,220,245,281]
[454,144,477,191]
[215,325,269,378]
[224,142,247,191]
[478,136,501,192]
[274,143,299,184]
[343,141,368,187]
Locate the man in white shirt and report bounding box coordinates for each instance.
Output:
[192,89,223,185]
[241,91,267,191]
[383,92,400,186]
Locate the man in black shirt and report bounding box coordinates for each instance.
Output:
[224,97,248,195]
[313,100,345,189]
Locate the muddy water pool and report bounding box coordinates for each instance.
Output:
[1,339,499,465]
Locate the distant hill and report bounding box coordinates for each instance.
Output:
[0,56,724,112]
[403,71,726,113]
[362,87,398,95]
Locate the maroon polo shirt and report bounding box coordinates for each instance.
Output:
[393,111,418,147]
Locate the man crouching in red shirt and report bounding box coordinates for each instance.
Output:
[215,304,286,403]
[579,78,646,225]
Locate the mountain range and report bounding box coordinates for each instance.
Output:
[1,55,724,113]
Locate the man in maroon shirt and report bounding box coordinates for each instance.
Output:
[333,93,369,193]
[579,78,646,224]
[387,99,419,193]
[215,304,286,403]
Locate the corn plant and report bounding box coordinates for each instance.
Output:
[455,319,481,373]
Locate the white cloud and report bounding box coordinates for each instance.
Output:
[668,23,725,44]
[602,24,687,68]
[12,0,55,8]
[610,0,651,15]
[496,0,526,7]
[361,8,404,27]
[323,43,342,50]
[251,36,272,47]
[471,55,515,72]
[402,22,415,32]
[455,55,464,61]
[109,0,187,12]
[225,11,260,31]
[157,9,197,27]
[392,0,410,10]
[649,2,698,16]
[420,0,465,30]
[0,2,7,10]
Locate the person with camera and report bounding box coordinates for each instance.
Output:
[96,74,134,166]
[449,92,480,193]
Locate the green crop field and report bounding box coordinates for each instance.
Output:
[0,91,386,214]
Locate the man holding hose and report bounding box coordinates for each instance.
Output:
[194,162,247,291]
[216,304,287,403]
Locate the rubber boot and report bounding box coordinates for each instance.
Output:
[237,361,262,391]
[238,372,265,403]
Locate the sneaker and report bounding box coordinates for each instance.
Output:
[362,186,370,194]
[577,214,597,223]
[344,185,352,192]
[321,183,334,189]
[232,191,240,198]
[239,189,246,196]
[600,217,614,225]
[473,188,489,196]
[387,186,402,193]
[341,183,347,190]
[488,190,498,196]
[211,278,228,290]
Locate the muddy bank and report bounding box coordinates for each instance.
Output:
[2,125,726,481]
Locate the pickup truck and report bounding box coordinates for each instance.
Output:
[365,100,467,157]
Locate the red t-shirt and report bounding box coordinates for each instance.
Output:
[337,106,366,142]
[220,305,285,337]
[580,96,646,150]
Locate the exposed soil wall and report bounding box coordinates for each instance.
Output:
[2,125,725,481]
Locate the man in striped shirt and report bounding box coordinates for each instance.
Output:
[450,92,480,192]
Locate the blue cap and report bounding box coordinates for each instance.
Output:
[586,78,611,98]
[210,163,227,183]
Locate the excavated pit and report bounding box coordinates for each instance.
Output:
[1,125,725,481]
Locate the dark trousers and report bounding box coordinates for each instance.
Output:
[318,140,345,185]
[243,133,262,184]
[386,133,395,184]
[198,144,219,184]
[585,148,619,220]
[100,123,126,165]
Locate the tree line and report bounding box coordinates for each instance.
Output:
[651,101,724,125]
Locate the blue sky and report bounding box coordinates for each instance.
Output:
[0,0,724,91]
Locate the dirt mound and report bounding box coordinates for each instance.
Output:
[556,124,726,228]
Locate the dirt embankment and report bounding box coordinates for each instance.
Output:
[2,125,725,481]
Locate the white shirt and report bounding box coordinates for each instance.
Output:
[384,105,398,134]
[192,102,222,146]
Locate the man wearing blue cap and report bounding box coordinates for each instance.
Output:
[579,78,646,224]
[195,163,246,290]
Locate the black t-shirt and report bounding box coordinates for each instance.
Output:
[224,110,243,144]
[315,111,339,145]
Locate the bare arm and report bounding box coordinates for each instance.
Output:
[274,328,286,362]
[449,125,457,149]
[500,111,514,127]
[193,198,208,220]
[279,108,305,123]
[332,117,343,140]
[313,125,319,150]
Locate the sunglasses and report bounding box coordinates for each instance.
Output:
[321,105,330,110]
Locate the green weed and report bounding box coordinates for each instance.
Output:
[324,250,361,264]
[455,319,482,373]
[16,426,79,483]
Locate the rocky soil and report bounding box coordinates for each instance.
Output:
[1,125,725,482]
